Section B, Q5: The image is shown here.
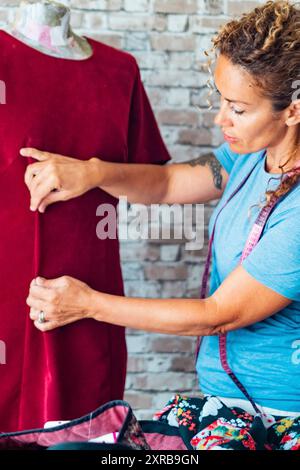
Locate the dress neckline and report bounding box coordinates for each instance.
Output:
[0,29,94,62]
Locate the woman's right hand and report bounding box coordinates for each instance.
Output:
[21,148,101,213]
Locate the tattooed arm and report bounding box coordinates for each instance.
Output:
[94,151,229,205]
[159,152,229,204]
[21,148,229,209]
[188,153,223,191]
[92,151,229,204]
[94,151,229,204]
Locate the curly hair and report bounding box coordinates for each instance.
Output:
[205,0,300,209]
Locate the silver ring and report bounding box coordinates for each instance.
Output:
[38,310,46,324]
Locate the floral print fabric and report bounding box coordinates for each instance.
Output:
[154,394,300,450]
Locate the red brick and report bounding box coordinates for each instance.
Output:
[170,355,195,372]
[178,128,212,146]
[157,109,199,127]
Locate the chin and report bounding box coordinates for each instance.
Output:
[228,141,244,153]
[229,141,266,155]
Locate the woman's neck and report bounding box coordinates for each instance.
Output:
[7,1,92,60]
[265,126,300,174]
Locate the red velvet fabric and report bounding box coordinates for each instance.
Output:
[0,30,171,432]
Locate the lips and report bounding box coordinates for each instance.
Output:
[223,132,238,143]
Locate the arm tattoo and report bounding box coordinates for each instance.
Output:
[188,153,223,190]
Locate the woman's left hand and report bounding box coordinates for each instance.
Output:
[26,276,95,331]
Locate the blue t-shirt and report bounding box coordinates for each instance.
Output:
[197,142,300,412]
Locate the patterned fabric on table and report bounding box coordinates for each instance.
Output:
[153,394,300,450]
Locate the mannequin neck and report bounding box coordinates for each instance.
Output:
[7,1,92,60]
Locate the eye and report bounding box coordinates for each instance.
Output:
[231,107,245,115]
[214,84,245,115]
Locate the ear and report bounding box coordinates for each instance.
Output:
[285,100,300,126]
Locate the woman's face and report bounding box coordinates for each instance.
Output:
[213,54,287,154]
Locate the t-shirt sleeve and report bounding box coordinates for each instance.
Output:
[213,142,239,175]
[241,207,300,302]
[127,63,171,165]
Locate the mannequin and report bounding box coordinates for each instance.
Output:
[5,0,92,60]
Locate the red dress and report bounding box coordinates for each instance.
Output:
[0,30,170,431]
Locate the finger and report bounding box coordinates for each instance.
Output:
[35,277,63,288]
[26,295,48,311]
[39,190,68,213]
[30,307,51,323]
[30,277,51,289]
[29,165,57,191]
[34,277,47,287]
[29,285,54,301]
[34,320,60,332]
[35,276,69,289]
[29,308,40,321]
[30,174,59,212]
[30,278,38,287]
[20,148,51,161]
[24,162,46,189]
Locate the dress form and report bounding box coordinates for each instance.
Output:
[0,13,171,431]
[5,0,92,60]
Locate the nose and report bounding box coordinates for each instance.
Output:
[214,101,232,128]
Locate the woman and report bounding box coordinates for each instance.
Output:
[24,1,300,450]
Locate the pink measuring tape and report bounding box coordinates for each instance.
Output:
[196,151,300,414]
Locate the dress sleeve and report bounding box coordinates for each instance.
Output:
[126,63,171,165]
[241,206,300,302]
[213,142,240,175]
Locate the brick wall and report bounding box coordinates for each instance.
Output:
[0,0,264,419]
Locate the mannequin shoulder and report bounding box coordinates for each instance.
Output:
[86,36,138,75]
